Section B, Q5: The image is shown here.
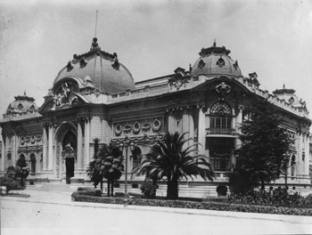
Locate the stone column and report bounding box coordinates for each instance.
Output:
[304,134,309,175]
[198,107,206,155]
[182,109,189,145]
[168,111,175,133]
[77,121,83,170]
[296,133,302,177]
[235,106,243,149]
[42,125,48,170]
[84,119,90,169]
[11,135,17,165]
[1,138,5,171]
[48,124,54,170]
[189,109,195,147]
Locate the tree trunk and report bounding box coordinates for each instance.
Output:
[20,177,25,188]
[107,181,111,197]
[111,179,114,196]
[100,179,103,191]
[167,178,179,199]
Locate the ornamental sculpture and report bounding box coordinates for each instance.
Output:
[169,67,190,90]
[53,82,80,107]
[215,82,231,96]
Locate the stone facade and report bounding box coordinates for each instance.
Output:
[1,39,311,195]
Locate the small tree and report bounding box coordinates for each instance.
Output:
[231,99,295,193]
[87,144,123,197]
[134,132,215,200]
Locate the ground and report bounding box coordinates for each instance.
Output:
[1,184,312,235]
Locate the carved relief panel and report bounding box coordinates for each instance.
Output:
[113,117,163,137]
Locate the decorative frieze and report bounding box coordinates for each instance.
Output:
[113,117,163,137]
[20,135,42,145]
[111,133,164,146]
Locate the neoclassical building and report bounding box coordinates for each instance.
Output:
[1,38,311,195]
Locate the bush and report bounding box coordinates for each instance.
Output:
[76,188,102,197]
[302,193,312,206]
[140,181,157,199]
[216,185,228,196]
[77,187,95,192]
[228,187,307,207]
[229,171,254,194]
[71,192,312,216]
[0,177,22,193]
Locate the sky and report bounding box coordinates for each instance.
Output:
[1,0,312,124]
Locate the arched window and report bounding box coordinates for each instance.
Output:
[131,146,142,171]
[209,102,232,133]
[30,153,36,174]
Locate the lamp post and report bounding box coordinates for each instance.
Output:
[118,137,134,195]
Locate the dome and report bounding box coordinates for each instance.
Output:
[6,93,38,114]
[53,38,135,94]
[273,85,307,110]
[191,41,242,77]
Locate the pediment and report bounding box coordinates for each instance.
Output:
[191,76,252,97]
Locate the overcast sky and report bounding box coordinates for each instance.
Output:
[1,0,312,124]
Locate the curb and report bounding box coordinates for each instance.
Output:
[2,195,311,225]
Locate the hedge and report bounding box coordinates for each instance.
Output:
[71,191,312,216]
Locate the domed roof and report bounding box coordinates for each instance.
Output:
[6,93,38,114]
[191,41,242,77]
[53,38,135,94]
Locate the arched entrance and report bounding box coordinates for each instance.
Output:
[30,153,36,175]
[55,122,77,183]
[62,131,76,184]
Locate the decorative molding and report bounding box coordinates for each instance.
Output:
[216,57,225,67]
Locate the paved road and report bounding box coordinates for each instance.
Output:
[1,185,312,235]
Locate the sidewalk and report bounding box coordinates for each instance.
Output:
[2,183,312,226]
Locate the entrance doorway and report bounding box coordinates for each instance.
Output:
[62,131,77,184]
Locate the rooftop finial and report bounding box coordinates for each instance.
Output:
[24,91,26,96]
[94,10,98,38]
[213,39,216,47]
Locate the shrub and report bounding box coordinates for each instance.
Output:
[5,166,17,179]
[76,188,102,197]
[302,193,312,206]
[229,170,254,194]
[0,177,22,193]
[228,188,307,207]
[77,187,95,192]
[216,185,228,196]
[140,181,157,199]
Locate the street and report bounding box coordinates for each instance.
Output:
[1,187,312,235]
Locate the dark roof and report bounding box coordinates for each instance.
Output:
[53,38,135,94]
[191,42,242,77]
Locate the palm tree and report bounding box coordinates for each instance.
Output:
[87,144,123,197]
[134,132,215,199]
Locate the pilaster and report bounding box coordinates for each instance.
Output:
[48,123,54,170]
[77,121,83,170]
[42,125,48,170]
[198,107,206,155]
[84,118,90,169]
